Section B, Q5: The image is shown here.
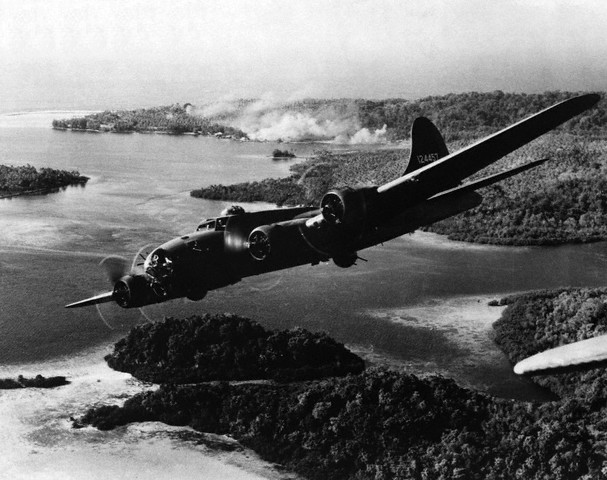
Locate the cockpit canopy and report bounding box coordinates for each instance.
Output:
[197,217,227,232]
[197,206,246,232]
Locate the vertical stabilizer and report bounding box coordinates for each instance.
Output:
[404,117,448,175]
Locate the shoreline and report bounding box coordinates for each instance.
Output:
[361,293,556,401]
[0,291,569,477]
[0,181,88,200]
[0,345,298,480]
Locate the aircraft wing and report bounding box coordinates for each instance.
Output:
[353,157,548,250]
[514,335,607,375]
[427,157,548,200]
[65,291,114,308]
[377,93,600,197]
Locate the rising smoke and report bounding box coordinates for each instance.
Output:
[196,94,388,144]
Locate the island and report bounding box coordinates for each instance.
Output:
[0,374,69,389]
[78,311,607,479]
[52,103,248,139]
[0,164,88,198]
[191,175,308,206]
[105,314,365,383]
[272,148,296,159]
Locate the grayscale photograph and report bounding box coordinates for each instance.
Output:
[1,1,606,478]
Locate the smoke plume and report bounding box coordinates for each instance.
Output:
[196,95,389,144]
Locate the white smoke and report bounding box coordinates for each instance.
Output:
[199,100,239,118]
[195,93,390,144]
[334,124,388,145]
[240,110,360,142]
[196,94,241,117]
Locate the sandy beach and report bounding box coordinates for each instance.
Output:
[0,347,299,480]
[359,293,548,400]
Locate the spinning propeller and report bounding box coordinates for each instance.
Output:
[65,245,155,309]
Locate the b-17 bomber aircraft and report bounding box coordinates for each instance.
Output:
[66,94,600,310]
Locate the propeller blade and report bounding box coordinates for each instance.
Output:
[131,244,155,276]
[100,256,130,284]
[65,291,114,309]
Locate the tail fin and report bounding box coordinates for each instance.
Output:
[404,117,448,175]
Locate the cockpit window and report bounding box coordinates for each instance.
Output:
[196,217,228,232]
[197,219,216,231]
[215,217,227,230]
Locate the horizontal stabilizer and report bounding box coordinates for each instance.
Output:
[65,291,114,309]
[431,158,548,199]
[514,335,607,375]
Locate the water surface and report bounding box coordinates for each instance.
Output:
[1,113,606,402]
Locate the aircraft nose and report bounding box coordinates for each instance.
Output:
[146,230,229,302]
[145,248,174,279]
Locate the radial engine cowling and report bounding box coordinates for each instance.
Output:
[247,221,313,263]
[248,225,273,261]
[320,187,375,231]
[113,274,156,308]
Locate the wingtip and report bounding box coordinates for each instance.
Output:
[513,361,527,375]
[576,92,601,108]
[512,335,607,375]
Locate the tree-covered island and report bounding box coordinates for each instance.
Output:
[272,148,296,158]
[0,164,88,198]
[79,310,607,479]
[192,91,607,246]
[52,103,248,139]
[104,314,364,383]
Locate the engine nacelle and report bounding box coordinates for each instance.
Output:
[113,274,157,308]
[320,187,376,232]
[246,220,319,266]
[333,254,358,268]
[186,288,207,301]
[247,225,273,261]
